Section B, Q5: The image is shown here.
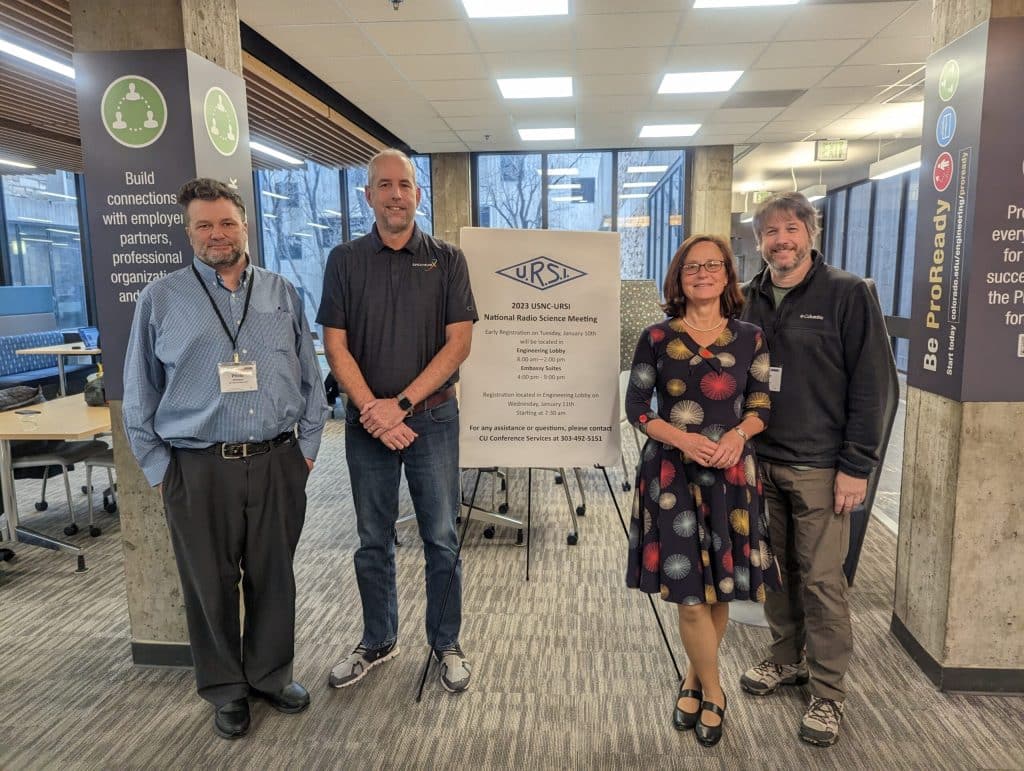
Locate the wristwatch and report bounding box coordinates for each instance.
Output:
[396,393,414,415]
[733,426,750,441]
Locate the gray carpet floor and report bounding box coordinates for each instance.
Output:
[1,420,1022,770]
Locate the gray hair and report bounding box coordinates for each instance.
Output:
[751,191,820,243]
[367,148,417,188]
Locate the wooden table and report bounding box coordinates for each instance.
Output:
[15,342,102,396]
[0,395,111,560]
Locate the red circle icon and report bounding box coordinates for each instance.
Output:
[933,151,953,192]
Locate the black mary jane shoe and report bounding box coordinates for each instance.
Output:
[695,695,727,747]
[213,698,250,740]
[672,686,702,731]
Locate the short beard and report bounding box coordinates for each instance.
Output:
[197,245,244,269]
[765,246,810,276]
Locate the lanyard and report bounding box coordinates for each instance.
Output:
[192,264,254,362]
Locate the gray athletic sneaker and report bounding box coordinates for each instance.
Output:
[800,696,844,747]
[434,645,471,693]
[740,657,810,695]
[328,641,399,688]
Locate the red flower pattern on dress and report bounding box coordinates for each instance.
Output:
[724,463,746,486]
[700,371,737,400]
[660,460,676,487]
[722,550,734,572]
[699,347,714,359]
[649,327,665,343]
[643,542,660,572]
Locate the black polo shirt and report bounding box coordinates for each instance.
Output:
[316,224,477,398]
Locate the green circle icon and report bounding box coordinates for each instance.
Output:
[204,87,240,156]
[101,75,167,148]
[938,59,959,102]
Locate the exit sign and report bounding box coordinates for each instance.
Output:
[815,139,848,162]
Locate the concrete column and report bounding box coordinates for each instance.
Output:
[893,0,1024,692]
[687,145,734,239]
[430,152,472,248]
[70,0,245,666]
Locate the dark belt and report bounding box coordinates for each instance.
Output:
[189,431,295,459]
[410,386,455,415]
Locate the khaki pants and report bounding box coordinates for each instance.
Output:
[761,462,852,702]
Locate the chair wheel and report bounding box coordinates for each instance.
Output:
[35,501,48,511]
[104,502,118,514]
[64,523,79,536]
[621,481,631,492]
[498,503,509,514]
[566,532,578,545]
[554,475,563,484]
[483,526,495,539]
[576,505,586,516]
[89,526,102,537]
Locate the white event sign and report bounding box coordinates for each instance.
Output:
[458,227,621,468]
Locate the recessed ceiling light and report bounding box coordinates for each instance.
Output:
[548,183,581,190]
[250,140,303,165]
[620,193,649,199]
[869,146,922,180]
[498,77,572,99]
[627,165,669,174]
[639,124,702,138]
[0,35,74,79]
[19,216,53,223]
[46,228,78,235]
[694,0,799,7]
[519,127,575,141]
[0,157,37,169]
[260,190,290,200]
[39,191,77,200]
[306,222,330,230]
[462,0,568,18]
[322,209,343,217]
[623,182,657,188]
[537,167,579,175]
[658,71,743,94]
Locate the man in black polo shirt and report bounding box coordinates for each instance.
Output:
[317,149,477,693]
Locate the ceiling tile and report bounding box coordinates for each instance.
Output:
[335,0,466,22]
[676,8,793,45]
[308,57,402,83]
[576,47,670,76]
[648,92,729,111]
[755,39,865,69]
[482,50,573,76]
[707,107,783,123]
[577,74,659,97]
[723,90,805,108]
[576,94,652,112]
[776,2,914,41]
[444,114,514,131]
[576,13,682,49]
[359,20,476,55]
[774,103,856,123]
[391,54,487,81]
[258,24,380,57]
[432,100,508,118]
[576,0,683,12]
[788,86,886,106]
[735,67,832,91]
[469,18,573,52]
[416,79,498,100]
[664,43,767,71]
[843,36,930,66]
[817,64,923,88]
[877,0,933,38]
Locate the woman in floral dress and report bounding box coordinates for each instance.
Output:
[625,234,779,747]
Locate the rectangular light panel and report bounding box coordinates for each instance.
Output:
[658,71,743,94]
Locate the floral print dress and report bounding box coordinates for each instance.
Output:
[625,317,779,604]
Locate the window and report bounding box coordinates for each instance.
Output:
[826,189,846,266]
[473,148,687,283]
[475,153,543,229]
[870,175,903,315]
[1,170,88,328]
[843,182,871,276]
[257,160,342,332]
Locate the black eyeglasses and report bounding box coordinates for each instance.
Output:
[681,260,725,275]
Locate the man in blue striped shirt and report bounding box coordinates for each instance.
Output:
[123,178,329,740]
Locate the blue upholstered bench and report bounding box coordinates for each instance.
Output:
[0,330,94,393]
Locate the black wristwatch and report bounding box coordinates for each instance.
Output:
[396,393,413,415]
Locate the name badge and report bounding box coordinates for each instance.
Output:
[769,366,782,393]
[218,360,258,392]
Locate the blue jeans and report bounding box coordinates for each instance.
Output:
[344,397,462,651]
